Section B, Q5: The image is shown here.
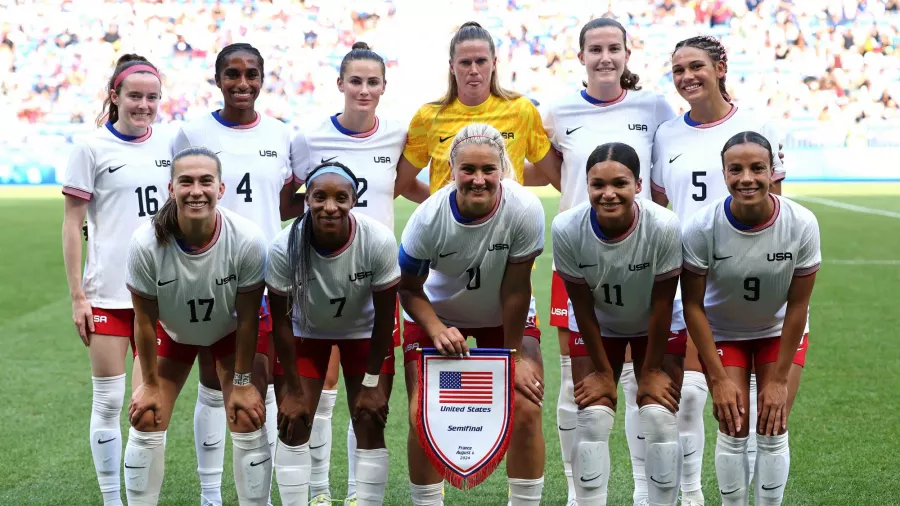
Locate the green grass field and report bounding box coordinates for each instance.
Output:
[1,185,898,505]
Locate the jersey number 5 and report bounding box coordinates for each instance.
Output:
[188,298,215,322]
[691,171,707,201]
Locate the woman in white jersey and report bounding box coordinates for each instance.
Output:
[539,18,677,505]
[399,123,546,506]
[61,53,169,506]
[267,162,399,506]
[124,147,271,506]
[172,42,296,506]
[681,132,819,506]
[289,42,412,506]
[650,35,787,504]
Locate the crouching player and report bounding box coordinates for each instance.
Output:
[552,143,685,506]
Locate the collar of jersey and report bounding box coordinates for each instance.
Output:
[449,185,503,226]
[312,213,357,258]
[453,94,499,112]
[590,201,640,243]
[684,104,737,128]
[176,210,222,255]
[105,121,152,143]
[330,114,379,138]
[724,194,780,233]
[212,110,261,129]
[581,89,626,107]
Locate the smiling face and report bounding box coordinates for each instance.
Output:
[450,40,496,104]
[452,143,502,216]
[338,59,385,115]
[110,73,161,132]
[671,46,726,106]
[587,159,640,224]
[722,142,773,206]
[579,26,630,91]
[306,174,356,237]
[170,155,224,223]
[216,51,262,111]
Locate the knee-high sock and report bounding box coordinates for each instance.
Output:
[754,432,790,506]
[275,440,311,506]
[573,405,615,505]
[233,428,273,506]
[310,389,337,498]
[409,482,443,506]
[640,405,682,506]
[355,448,389,506]
[264,385,277,506]
[747,373,758,483]
[678,371,708,495]
[509,477,544,506]
[714,431,750,506]
[556,355,577,504]
[347,421,358,499]
[194,384,226,506]
[124,428,166,506]
[621,363,648,505]
[90,374,126,506]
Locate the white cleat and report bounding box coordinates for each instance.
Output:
[309,493,333,505]
[680,491,705,506]
[567,498,578,506]
[343,494,357,506]
[634,499,649,506]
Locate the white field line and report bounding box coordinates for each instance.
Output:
[825,259,900,265]
[788,195,900,219]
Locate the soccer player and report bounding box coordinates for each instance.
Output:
[61,54,169,506]
[681,131,819,506]
[289,42,412,505]
[552,142,684,506]
[398,124,546,506]
[267,162,400,506]
[650,35,786,505]
[539,18,677,505]
[172,42,295,506]
[124,147,271,506]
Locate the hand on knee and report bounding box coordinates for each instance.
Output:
[132,409,164,433]
[229,408,263,434]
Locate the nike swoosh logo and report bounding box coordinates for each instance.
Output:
[310,443,327,450]
[202,439,222,447]
[157,279,177,286]
[684,449,697,457]
[668,336,678,341]
[214,151,223,155]
[713,255,732,261]
[579,474,601,483]
[439,252,457,258]
[558,426,575,431]
[650,476,673,485]
[439,135,453,143]
[721,488,740,495]
[636,435,645,440]
[578,263,597,268]
[566,126,583,135]
[321,156,338,163]
[108,164,126,173]
[97,437,116,444]
[669,154,682,164]
[761,484,783,491]
[124,464,146,469]
[249,457,271,467]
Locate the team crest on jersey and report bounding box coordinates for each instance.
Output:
[416,348,515,490]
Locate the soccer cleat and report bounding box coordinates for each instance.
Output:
[680,491,705,506]
[567,498,578,506]
[343,495,357,506]
[308,493,333,505]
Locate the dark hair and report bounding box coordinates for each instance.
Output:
[433,21,521,108]
[96,54,160,127]
[339,41,386,80]
[287,162,359,332]
[578,17,641,91]
[214,43,265,81]
[720,131,774,169]
[673,35,730,102]
[153,147,223,245]
[586,142,641,179]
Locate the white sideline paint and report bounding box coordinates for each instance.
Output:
[826,260,900,266]
[788,195,900,219]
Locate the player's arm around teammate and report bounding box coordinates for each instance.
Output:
[680,132,819,506]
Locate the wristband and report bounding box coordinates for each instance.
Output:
[233,372,252,386]
[362,373,379,388]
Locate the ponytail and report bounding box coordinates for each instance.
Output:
[153,199,180,245]
[287,212,314,333]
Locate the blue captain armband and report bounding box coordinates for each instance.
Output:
[399,244,430,276]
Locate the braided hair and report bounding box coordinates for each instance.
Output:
[673,35,730,102]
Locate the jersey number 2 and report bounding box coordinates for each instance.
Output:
[356,177,368,207]
[237,173,253,202]
[691,171,707,201]
[188,298,215,322]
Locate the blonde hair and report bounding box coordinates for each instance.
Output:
[447,123,518,184]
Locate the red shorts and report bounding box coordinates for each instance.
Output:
[273,338,395,378]
[392,297,401,347]
[706,334,809,371]
[257,297,273,356]
[569,329,688,359]
[92,307,135,337]
[549,271,569,328]
[155,323,236,365]
[402,319,542,364]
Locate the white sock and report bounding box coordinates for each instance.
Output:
[409,482,443,506]
[678,371,708,496]
[355,448,389,505]
[264,384,277,506]
[194,383,226,506]
[233,428,273,506]
[621,363,648,505]
[275,440,311,506]
[747,373,758,483]
[754,432,790,506]
[310,389,337,498]
[90,374,126,506]
[347,421,358,499]
[556,355,577,504]
[124,428,166,506]
[640,405,682,506]
[714,431,750,506]
[573,405,615,505]
[508,477,544,505]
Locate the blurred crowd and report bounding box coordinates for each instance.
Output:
[1,0,899,149]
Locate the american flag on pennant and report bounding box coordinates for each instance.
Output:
[439,371,493,404]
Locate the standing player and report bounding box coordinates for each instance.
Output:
[681,132,819,506]
[399,124,546,506]
[172,42,296,506]
[289,42,413,506]
[552,142,684,506]
[124,147,271,506]
[61,54,169,506]
[539,18,677,505]
[650,35,786,505]
[266,162,400,506]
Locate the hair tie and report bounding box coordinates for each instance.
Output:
[307,166,358,192]
[113,64,161,89]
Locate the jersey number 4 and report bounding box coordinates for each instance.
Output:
[237,173,253,202]
[188,298,215,322]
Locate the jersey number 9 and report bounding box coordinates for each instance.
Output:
[743,277,760,302]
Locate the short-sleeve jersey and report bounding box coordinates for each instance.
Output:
[399,180,545,328]
[650,106,787,226]
[542,89,676,212]
[682,195,821,341]
[266,214,400,340]
[290,115,406,230]
[62,124,172,309]
[403,95,552,193]
[172,112,293,242]
[552,199,682,338]
[126,207,268,346]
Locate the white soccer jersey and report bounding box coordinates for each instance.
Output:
[266,213,400,339]
[126,208,268,346]
[171,112,293,242]
[552,199,683,338]
[399,180,545,328]
[542,89,676,212]
[291,115,406,230]
[682,195,821,341]
[62,124,173,309]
